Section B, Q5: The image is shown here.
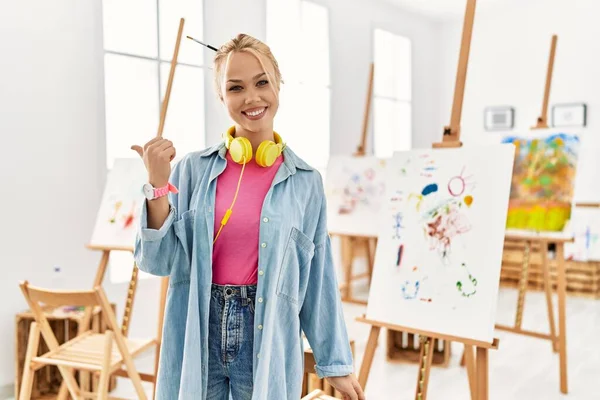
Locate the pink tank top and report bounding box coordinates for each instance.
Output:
[212,151,284,285]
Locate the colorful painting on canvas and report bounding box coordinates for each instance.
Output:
[89,158,150,283]
[325,156,387,237]
[366,145,515,343]
[501,133,580,231]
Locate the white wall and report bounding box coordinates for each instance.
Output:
[0,0,441,388]
[439,0,598,144]
[0,0,164,387]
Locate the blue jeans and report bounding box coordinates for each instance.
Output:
[207,284,256,400]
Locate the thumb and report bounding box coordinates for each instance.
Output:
[131,145,143,158]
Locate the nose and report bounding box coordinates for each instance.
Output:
[244,87,262,105]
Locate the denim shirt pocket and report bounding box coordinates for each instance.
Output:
[170,209,195,287]
[276,227,315,306]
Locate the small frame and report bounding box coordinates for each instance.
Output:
[484,106,515,131]
[552,103,587,127]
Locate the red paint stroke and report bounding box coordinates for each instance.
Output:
[420,298,432,303]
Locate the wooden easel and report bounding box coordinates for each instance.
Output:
[332,63,378,306]
[357,1,500,399]
[531,35,557,130]
[491,34,572,395]
[495,231,572,394]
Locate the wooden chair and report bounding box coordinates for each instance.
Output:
[18,281,155,400]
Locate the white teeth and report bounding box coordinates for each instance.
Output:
[246,108,265,117]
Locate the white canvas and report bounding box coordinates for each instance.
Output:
[564,207,600,262]
[90,158,151,283]
[366,144,515,343]
[325,155,387,237]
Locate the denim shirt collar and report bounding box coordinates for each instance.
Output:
[200,140,315,177]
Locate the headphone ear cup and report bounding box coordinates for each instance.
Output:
[256,140,281,167]
[229,137,253,164]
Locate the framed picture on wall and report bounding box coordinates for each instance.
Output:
[484,106,515,131]
[552,103,587,127]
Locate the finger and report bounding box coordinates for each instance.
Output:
[144,137,164,152]
[170,147,177,161]
[348,388,358,400]
[156,139,173,152]
[161,147,176,161]
[130,145,143,158]
[353,381,366,400]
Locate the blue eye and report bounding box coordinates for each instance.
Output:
[229,85,242,91]
[257,80,269,86]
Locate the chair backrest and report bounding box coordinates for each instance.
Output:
[19,281,124,351]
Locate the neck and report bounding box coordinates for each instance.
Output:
[233,124,275,153]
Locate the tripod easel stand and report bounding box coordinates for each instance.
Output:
[331,63,378,306]
[490,34,573,395]
[357,1,500,399]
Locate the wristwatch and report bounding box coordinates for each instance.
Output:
[142,182,179,200]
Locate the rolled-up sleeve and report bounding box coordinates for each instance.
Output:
[299,181,354,378]
[134,158,187,277]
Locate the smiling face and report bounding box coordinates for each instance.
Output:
[221,51,279,135]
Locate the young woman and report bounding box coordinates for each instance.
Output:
[132,34,365,400]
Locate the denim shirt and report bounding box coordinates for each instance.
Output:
[134,141,354,399]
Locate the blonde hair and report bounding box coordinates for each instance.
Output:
[214,33,282,100]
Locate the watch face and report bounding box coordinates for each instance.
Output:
[142,183,154,200]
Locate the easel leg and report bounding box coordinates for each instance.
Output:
[358,326,381,390]
[365,238,376,285]
[341,236,353,301]
[556,244,568,394]
[463,345,476,400]
[414,336,435,400]
[540,240,558,352]
[515,241,531,329]
[476,347,488,400]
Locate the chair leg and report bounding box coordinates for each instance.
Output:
[97,330,114,400]
[57,381,69,400]
[19,322,41,400]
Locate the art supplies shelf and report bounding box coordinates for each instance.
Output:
[500,237,600,298]
[15,304,116,399]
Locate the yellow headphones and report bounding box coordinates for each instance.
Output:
[223,126,285,167]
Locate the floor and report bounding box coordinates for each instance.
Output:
[9,286,599,399]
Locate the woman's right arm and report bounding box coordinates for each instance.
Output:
[132,137,181,276]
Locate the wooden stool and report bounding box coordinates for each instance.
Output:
[302,389,338,400]
[301,338,355,398]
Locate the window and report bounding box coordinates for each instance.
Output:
[101,0,205,283]
[267,0,331,175]
[102,0,206,170]
[373,29,412,158]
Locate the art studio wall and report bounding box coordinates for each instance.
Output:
[0,0,441,390]
[439,0,598,145]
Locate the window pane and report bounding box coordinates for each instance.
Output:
[374,29,394,98]
[104,54,159,169]
[159,63,205,156]
[374,98,411,158]
[102,0,158,58]
[301,1,330,86]
[266,0,302,83]
[393,36,411,101]
[275,83,330,170]
[159,0,203,66]
[374,29,411,101]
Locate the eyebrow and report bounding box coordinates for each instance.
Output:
[227,72,267,83]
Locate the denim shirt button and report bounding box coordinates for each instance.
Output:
[261,242,267,248]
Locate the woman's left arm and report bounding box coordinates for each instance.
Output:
[299,187,365,398]
[298,180,363,384]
